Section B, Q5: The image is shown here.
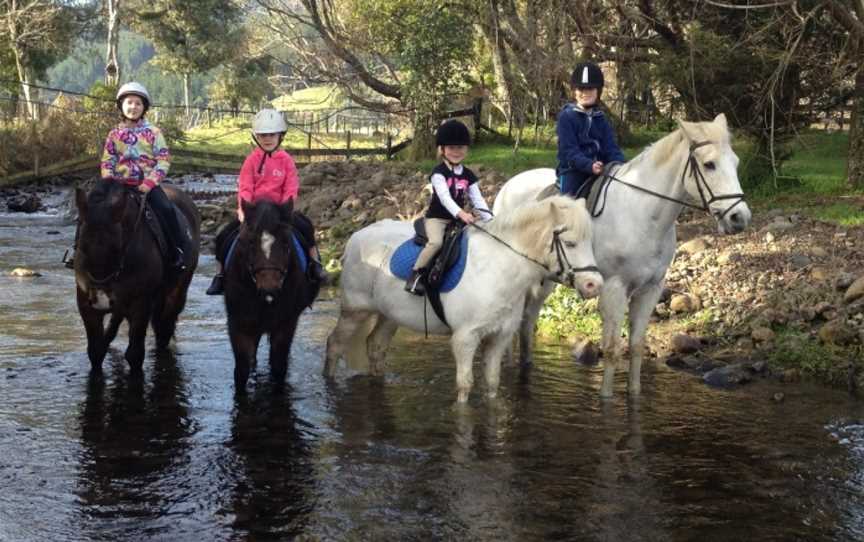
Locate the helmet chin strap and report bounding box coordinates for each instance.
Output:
[253,133,285,173]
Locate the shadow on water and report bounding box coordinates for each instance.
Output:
[226,382,316,540]
[76,350,193,540]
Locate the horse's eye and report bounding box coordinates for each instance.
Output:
[704,161,716,170]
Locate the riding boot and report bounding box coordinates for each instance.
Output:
[172,247,186,271]
[404,268,426,296]
[308,259,331,285]
[206,273,224,295]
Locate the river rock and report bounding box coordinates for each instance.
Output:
[818,320,856,346]
[809,266,829,281]
[810,246,829,258]
[10,268,41,277]
[7,194,42,213]
[670,293,701,313]
[571,339,600,365]
[843,275,864,304]
[670,333,702,354]
[703,363,752,388]
[762,217,794,233]
[751,326,775,343]
[789,254,811,269]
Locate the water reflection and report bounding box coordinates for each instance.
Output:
[227,383,316,539]
[76,351,193,539]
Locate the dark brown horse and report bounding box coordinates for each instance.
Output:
[74,181,200,372]
[217,199,319,388]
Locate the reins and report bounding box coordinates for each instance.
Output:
[85,189,147,286]
[469,221,600,278]
[594,141,745,220]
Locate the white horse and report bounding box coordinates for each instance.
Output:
[493,113,752,398]
[325,196,603,403]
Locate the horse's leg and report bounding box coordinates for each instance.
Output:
[599,279,628,398]
[324,309,371,377]
[451,329,482,403]
[269,317,299,383]
[483,330,516,400]
[366,316,398,376]
[228,318,259,388]
[518,283,551,367]
[77,289,107,371]
[627,281,663,396]
[125,298,152,373]
[104,313,123,345]
[152,285,187,350]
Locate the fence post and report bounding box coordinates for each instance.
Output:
[31,121,40,178]
[386,134,392,160]
[307,132,312,150]
[472,97,483,143]
[346,130,352,160]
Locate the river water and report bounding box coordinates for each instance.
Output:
[1,188,864,541]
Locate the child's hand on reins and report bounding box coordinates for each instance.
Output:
[138,184,152,194]
[457,210,475,224]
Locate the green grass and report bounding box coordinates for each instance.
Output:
[763,328,853,384]
[178,117,383,156]
[271,85,344,111]
[535,285,602,340]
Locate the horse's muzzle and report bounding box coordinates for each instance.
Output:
[570,271,603,299]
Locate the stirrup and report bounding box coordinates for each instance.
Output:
[404,270,425,296]
[62,248,74,269]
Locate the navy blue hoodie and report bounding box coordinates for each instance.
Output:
[556,103,625,177]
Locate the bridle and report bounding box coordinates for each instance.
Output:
[84,190,146,286]
[470,222,599,282]
[596,141,745,221]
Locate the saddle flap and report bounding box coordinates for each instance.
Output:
[412,218,427,245]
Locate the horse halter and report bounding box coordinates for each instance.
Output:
[600,140,745,221]
[84,191,146,286]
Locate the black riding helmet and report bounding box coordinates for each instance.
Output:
[435,119,471,147]
[570,62,604,93]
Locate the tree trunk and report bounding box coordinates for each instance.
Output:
[407,113,435,161]
[183,72,192,118]
[7,1,38,120]
[848,68,864,189]
[105,0,121,85]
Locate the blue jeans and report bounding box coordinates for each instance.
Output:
[559,172,589,197]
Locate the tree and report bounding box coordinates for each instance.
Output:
[209,56,273,114]
[0,0,75,119]
[130,0,244,114]
[256,0,475,158]
[822,0,864,188]
[104,0,121,85]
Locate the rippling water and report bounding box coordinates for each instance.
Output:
[1,196,864,541]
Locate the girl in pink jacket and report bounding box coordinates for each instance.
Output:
[206,109,327,295]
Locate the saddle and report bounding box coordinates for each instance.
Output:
[546,162,623,217]
[389,219,470,326]
[143,202,193,269]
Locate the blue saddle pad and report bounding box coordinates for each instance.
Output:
[226,232,307,272]
[389,233,469,293]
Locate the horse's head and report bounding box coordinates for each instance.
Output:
[678,113,752,234]
[239,198,298,303]
[499,196,602,298]
[75,183,137,303]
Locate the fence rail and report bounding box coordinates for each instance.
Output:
[0,140,413,186]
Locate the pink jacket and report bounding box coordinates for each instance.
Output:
[237,148,299,213]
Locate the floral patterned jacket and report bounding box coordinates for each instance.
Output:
[100,119,170,189]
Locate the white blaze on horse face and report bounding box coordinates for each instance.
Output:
[261,231,275,260]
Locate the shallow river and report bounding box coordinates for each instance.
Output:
[1,191,864,541]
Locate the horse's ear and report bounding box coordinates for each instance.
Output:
[75,187,87,217]
[713,112,728,131]
[677,119,695,143]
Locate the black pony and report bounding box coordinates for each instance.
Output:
[74,181,200,372]
[216,199,319,387]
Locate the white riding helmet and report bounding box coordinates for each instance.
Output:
[116,82,151,107]
[252,109,288,134]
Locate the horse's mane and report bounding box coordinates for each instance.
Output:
[616,118,731,176]
[246,200,286,236]
[483,195,592,259]
[85,181,130,226]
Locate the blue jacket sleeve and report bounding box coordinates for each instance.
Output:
[557,110,595,174]
[600,119,626,163]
